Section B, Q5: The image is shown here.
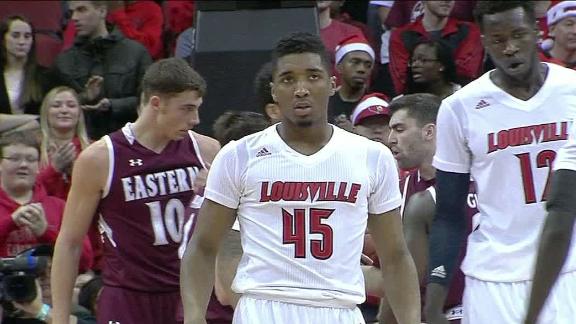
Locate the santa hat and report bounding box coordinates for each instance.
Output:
[335,35,375,64]
[547,1,576,26]
[351,93,390,126]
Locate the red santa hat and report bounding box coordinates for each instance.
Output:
[335,35,375,64]
[547,1,576,26]
[351,93,390,126]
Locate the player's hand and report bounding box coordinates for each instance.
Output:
[51,142,77,174]
[17,203,48,237]
[83,75,104,102]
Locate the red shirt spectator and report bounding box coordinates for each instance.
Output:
[107,0,164,60]
[389,16,483,94]
[385,0,477,28]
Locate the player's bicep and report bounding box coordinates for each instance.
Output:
[191,199,237,254]
[59,143,108,243]
[368,208,409,264]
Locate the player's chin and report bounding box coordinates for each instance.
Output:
[171,130,189,140]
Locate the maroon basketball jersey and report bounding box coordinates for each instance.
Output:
[97,125,205,292]
[401,170,478,318]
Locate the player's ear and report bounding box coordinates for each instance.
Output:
[149,95,162,111]
[270,82,278,102]
[423,123,436,141]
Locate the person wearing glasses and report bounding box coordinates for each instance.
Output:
[405,40,461,99]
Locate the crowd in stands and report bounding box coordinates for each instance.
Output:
[0,0,575,323]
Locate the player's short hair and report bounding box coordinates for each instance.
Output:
[474,1,536,31]
[253,62,274,119]
[141,58,206,102]
[271,32,331,76]
[0,131,40,156]
[388,93,441,126]
[212,111,270,146]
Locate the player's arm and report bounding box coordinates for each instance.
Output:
[377,191,435,324]
[425,170,469,324]
[214,229,242,308]
[51,140,108,323]
[369,207,421,324]
[525,169,576,324]
[181,199,237,324]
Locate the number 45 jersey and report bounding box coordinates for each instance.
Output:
[433,63,576,282]
[205,125,401,308]
[97,124,205,292]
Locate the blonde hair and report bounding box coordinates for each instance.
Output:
[39,87,90,167]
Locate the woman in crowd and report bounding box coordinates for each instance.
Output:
[404,40,461,99]
[37,86,90,200]
[0,15,48,116]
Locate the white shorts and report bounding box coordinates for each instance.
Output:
[233,295,365,324]
[463,271,576,324]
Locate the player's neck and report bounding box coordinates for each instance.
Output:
[550,45,576,65]
[276,122,333,155]
[491,61,547,101]
[130,119,171,153]
[418,162,436,181]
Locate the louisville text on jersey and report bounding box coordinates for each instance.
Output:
[260,181,362,203]
[487,121,569,154]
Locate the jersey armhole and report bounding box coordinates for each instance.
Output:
[426,186,437,203]
[102,136,115,198]
[188,131,208,169]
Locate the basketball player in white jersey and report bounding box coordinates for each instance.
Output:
[426,2,576,324]
[181,32,420,324]
[525,122,576,324]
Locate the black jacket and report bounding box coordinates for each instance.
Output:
[0,65,49,115]
[51,28,152,140]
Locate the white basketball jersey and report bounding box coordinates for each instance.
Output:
[433,63,576,282]
[205,125,401,307]
[555,122,576,172]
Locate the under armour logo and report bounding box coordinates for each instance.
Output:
[129,159,143,166]
[108,321,121,324]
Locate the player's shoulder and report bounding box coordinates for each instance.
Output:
[189,130,221,164]
[74,138,109,181]
[335,127,395,161]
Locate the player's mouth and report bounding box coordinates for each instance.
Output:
[293,101,312,116]
[507,60,525,73]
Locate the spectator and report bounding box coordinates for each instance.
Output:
[1,16,48,116]
[540,1,576,69]
[329,35,375,130]
[52,0,152,140]
[389,0,483,94]
[317,0,365,72]
[37,87,90,200]
[368,1,395,97]
[385,0,478,27]
[107,1,164,60]
[164,0,195,55]
[330,1,378,51]
[351,93,391,146]
[253,62,281,123]
[0,132,61,258]
[405,40,460,99]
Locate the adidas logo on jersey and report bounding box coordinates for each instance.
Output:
[475,99,490,109]
[256,147,271,157]
[431,265,447,279]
